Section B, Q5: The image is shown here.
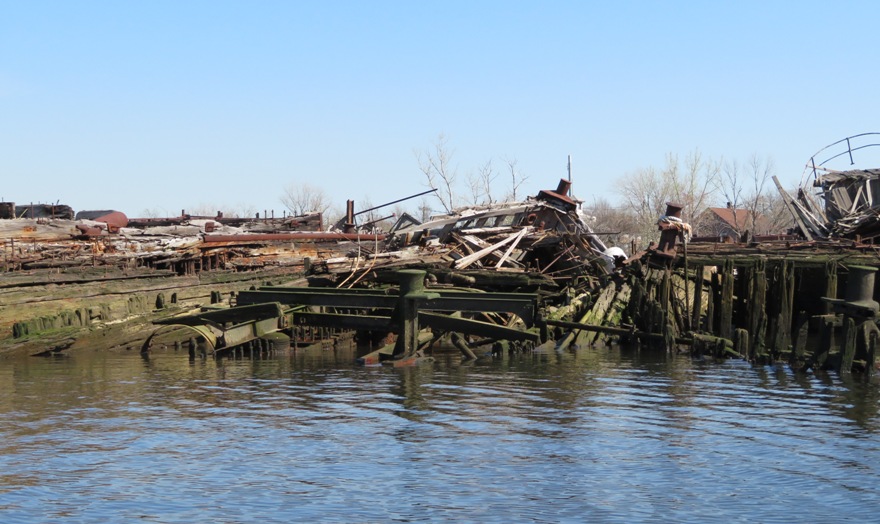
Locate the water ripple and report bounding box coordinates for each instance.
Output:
[1,348,879,522]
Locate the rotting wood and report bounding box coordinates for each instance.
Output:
[792,311,810,369]
[720,259,734,340]
[691,265,704,332]
[453,228,528,269]
[839,316,857,374]
[748,259,767,360]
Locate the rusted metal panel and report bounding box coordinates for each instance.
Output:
[13,204,74,220]
[202,232,385,243]
[75,210,129,228]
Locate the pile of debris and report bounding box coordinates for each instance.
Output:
[782,133,880,242]
[321,179,622,289]
[140,178,631,362]
[0,208,345,274]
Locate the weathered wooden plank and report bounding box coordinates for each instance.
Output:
[839,316,857,374]
[691,265,704,331]
[791,310,810,369]
[824,260,838,315]
[720,259,734,340]
[748,259,767,359]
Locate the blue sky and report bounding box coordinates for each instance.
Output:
[2,1,879,217]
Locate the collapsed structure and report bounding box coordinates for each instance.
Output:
[6,135,880,375]
[1,179,621,358]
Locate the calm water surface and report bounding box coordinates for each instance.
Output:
[1,344,878,523]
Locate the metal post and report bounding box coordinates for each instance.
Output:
[394,269,426,357]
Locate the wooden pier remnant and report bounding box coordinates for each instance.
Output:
[582,239,880,374]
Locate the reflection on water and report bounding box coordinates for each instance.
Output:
[1,345,879,523]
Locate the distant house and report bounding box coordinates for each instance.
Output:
[697,205,767,242]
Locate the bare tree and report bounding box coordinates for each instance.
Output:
[479,160,497,205]
[616,150,721,245]
[357,197,378,224]
[139,208,163,219]
[718,158,745,233]
[581,196,643,253]
[417,197,433,221]
[466,159,497,206]
[416,133,458,213]
[743,154,775,234]
[231,203,258,219]
[716,154,776,236]
[616,165,670,244]
[504,157,529,202]
[754,191,795,234]
[667,150,719,232]
[358,196,396,230]
[280,182,331,216]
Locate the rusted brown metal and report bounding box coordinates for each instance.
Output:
[535,178,577,210]
[75,210,129,229]
[202,232,385,243]
[652,202,685,263]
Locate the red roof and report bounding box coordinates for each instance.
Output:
[707,207,752,228]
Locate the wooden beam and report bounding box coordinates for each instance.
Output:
[454,230,526,269]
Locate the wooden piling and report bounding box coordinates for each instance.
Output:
[734,328,749,360]
[707,270,720,334]
[770,261,794,356]
[824,260,838,315]
[839,316,856,374]
[815,316,834,370]
[748,259,767,360]
[720,259,734,340]
[451,332,478,360]
[791,311,810,369]
[691,265,704,331]
[660,268,671,331]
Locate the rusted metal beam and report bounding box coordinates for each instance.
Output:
[202,232,385,243]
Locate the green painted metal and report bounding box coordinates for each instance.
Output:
[144,275,542,359]
[237,288,537,324]
[418,312,539,342]
[145,302,295,354]
[141,323,219,353]
[294,312,392,331]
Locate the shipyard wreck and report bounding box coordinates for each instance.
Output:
[4,134,880,375]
